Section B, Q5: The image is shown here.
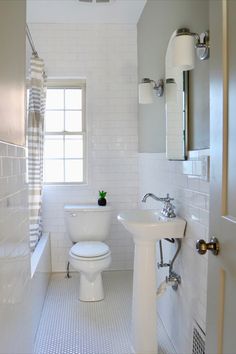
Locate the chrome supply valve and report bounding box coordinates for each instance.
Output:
[156,270,181,297]
[166,271,181,291]
[158,262,170,269]
[142,193,176,218]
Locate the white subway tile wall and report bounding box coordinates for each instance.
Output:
[139,150,210,354]
[28,24,138,272]
[0,142,29,302]
[0,141,32,353]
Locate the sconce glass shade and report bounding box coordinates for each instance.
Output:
[172,34,195,70]
[138,82,153,104]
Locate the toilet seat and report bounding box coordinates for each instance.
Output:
[71,241,110,259]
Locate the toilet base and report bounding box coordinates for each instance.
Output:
[69,246,111,302]
[79,272,104,302]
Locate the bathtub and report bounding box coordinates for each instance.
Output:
[31,233,51,340]
[0,233,51,354]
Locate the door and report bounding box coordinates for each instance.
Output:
[206,1,236,353]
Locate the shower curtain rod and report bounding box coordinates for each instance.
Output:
[26,24,39,58]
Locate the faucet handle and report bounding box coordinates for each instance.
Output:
[161,199,176,218]
[165,193,174,202]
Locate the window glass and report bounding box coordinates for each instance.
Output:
[65,111,82,132]
[44,135,64,159]
[65,160,83,183]
[45,111,64,132]
[46,89,64,110]
[65,135,83,159]
[65,89,82,110]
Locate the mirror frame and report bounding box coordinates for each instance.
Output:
[183,70,189,160]
[165,30,189,161]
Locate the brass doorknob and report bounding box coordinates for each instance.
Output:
[196,237,220,256]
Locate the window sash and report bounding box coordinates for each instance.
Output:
[43,82,86,184]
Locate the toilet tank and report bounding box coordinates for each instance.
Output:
[64,204,113,242]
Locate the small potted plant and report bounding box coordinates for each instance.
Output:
[98,190,107,206]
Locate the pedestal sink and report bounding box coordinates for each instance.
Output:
[117,210,186,354]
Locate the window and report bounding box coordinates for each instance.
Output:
[44,81,86,184]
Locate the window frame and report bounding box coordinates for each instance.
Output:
[43,79,87,185]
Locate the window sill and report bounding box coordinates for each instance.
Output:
[43,182,89,188]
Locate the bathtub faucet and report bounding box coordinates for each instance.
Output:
[142,193,176,218]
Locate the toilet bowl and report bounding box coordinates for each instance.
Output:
[69,241,111,301]
[64,205,112,302]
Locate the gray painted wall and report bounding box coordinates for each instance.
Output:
[0,0,26,146]
[138,0,209,152]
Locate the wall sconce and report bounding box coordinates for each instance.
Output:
[138,78,164,104]
[173,28,210,70]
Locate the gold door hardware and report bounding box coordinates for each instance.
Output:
[196,237,220,255]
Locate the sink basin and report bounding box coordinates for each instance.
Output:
[117,209,186,354]
[117,209,186,241]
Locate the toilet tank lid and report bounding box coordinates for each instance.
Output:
[64,204,113,212]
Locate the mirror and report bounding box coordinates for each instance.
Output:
[165,30,189,160]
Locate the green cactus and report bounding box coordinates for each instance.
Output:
[99,190,107,199]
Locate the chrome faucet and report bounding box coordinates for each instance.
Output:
[142,193,176,218]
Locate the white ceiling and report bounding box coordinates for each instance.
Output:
[27,0,147,24]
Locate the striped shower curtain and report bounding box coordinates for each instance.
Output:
[27,56,47,251]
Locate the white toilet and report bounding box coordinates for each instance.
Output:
[64,204,112,302]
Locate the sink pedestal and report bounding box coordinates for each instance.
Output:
[132,240,158,354]
[117,209,186,354]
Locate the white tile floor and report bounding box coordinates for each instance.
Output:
[34,271,174,354]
